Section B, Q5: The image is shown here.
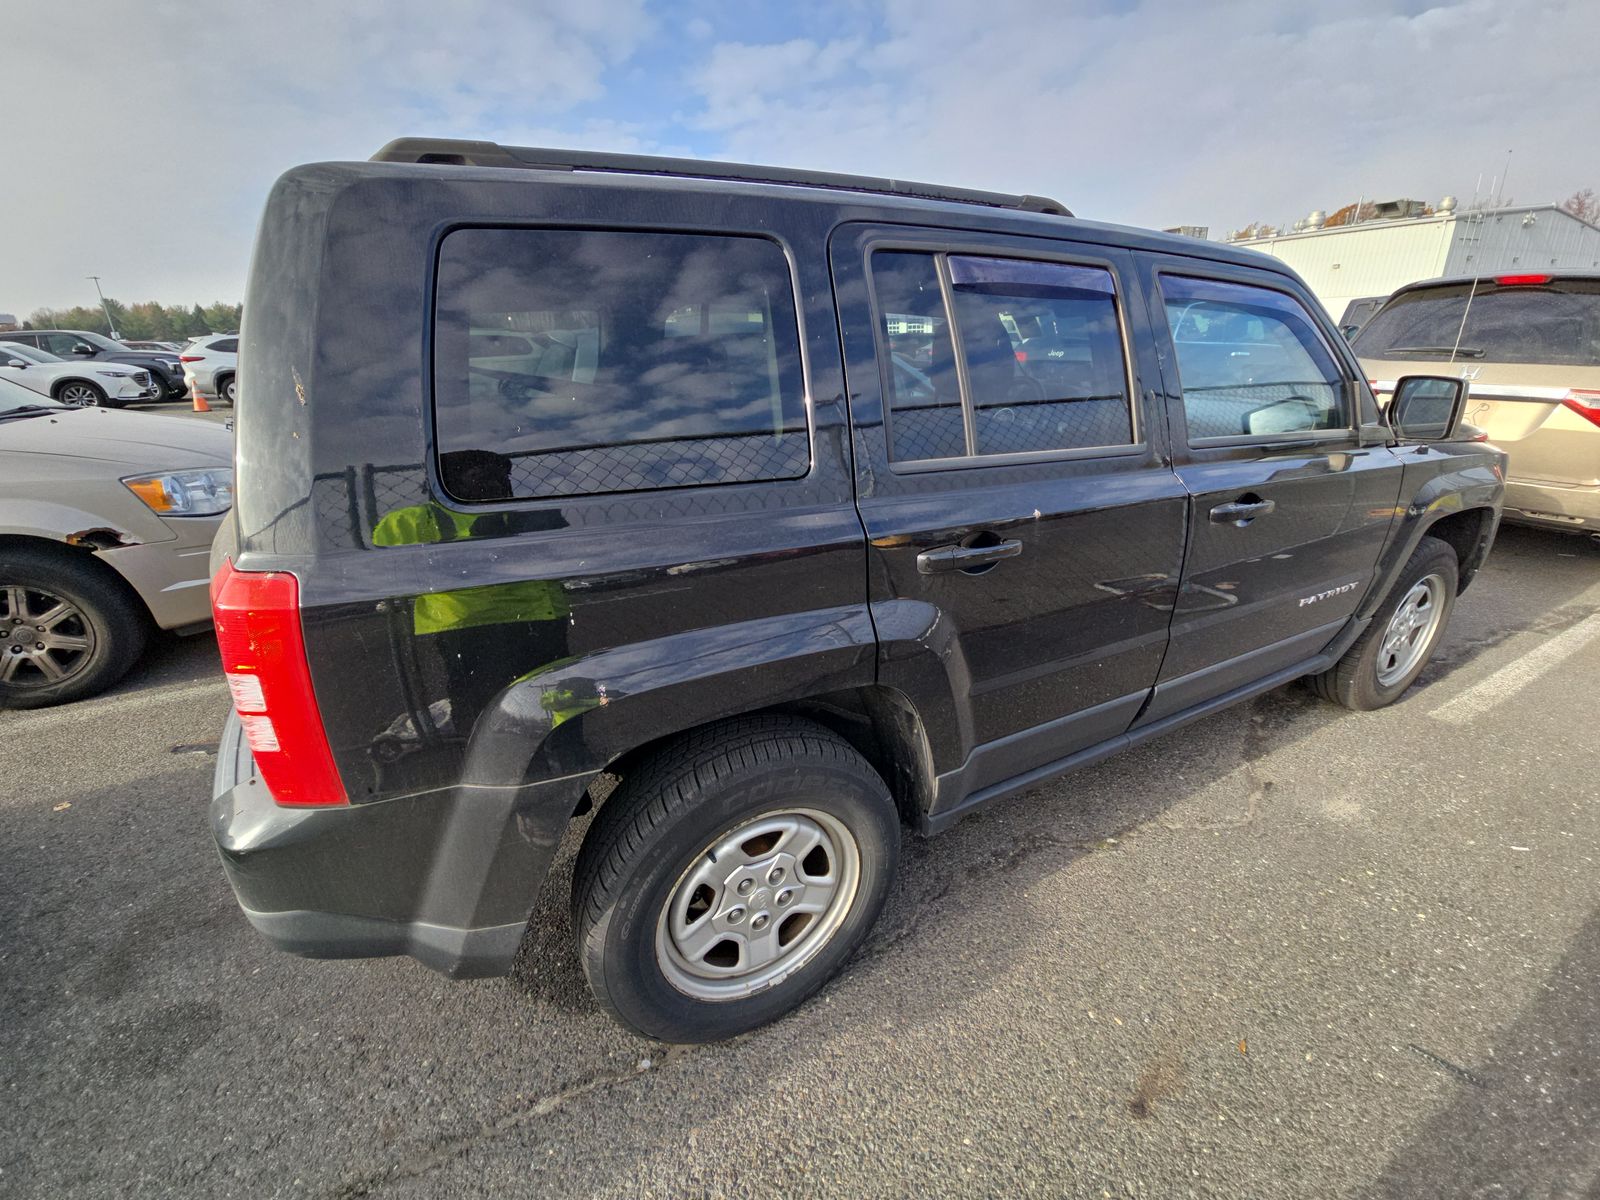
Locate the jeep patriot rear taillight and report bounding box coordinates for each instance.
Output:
[210,559,348,806]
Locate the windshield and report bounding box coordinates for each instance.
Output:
[1353,279,1600,366]
[71,330,125,352]
[0,375,65,413]
[2,342,65,364]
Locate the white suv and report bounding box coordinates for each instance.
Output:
[179,335,238,406]
[0,341,159,407]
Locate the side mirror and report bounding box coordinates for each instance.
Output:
[71,343,96,356]
[1389,375,1468,442]
[2,358,25,369]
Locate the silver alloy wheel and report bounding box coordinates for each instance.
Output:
[0,584,96,686]
[655,808,862,1001]
[58,382,101,407]
[1376,573,1445,687]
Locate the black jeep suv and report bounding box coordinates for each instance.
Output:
[210,138,1504,1042]
[0,329,186,400]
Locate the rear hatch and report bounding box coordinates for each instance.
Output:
[1354,275,1600,489]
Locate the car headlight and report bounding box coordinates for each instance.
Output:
[97,369,135,378]
[123,468,233,516]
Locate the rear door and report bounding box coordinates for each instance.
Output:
[1134,256,1403,723]
[831,224,1188,804]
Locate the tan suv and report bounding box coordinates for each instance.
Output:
[0,373,232,707]
[1355,272,1600,539]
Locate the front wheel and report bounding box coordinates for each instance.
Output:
[55,380,107,408]
[0,548,148,708]
[1311,536,1458,710]
[572,716,900,1042]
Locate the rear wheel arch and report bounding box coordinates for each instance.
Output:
[581,685,935,829]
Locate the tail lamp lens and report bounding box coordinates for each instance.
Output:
[210,559,348,806]
[1564,390,1600,429]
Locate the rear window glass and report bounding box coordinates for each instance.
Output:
[433,228,809,501]
[1353,280,1600,366]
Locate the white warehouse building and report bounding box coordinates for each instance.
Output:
[1229,199,1600,325]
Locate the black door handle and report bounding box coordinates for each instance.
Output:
[1209,498,1276,526]
[917,538,1024,574]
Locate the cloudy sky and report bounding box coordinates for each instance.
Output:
[3,0,1592,314]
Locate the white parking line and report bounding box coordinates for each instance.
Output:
[1430,608,1600,726]
[0,677,228,732]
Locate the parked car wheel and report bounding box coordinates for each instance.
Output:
[0,547,148,708]
[219,375,237,405]
[1311,536,1458,711]
[54,380,108,408]
[572,715,900,1043]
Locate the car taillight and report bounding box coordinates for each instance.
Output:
[180,354,204,362]
[1564,389,1600,429]
[1494,273,1552,287]
[210,559,347,807]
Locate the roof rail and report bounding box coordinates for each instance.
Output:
[371,137,1072,218]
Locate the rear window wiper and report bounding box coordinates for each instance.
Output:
[1380,345,1486,358]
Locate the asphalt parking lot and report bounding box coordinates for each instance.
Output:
[2,522,1597,1199]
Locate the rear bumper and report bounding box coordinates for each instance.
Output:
[210,711,580,979]
[1503,478,1600,532]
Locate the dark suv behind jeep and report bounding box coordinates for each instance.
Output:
[209,139,1504,1042]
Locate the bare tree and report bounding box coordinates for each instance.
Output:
[1562,188,1599,224]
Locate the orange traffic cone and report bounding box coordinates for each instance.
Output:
[192,385,210,413]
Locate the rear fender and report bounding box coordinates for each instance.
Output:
[461,604,879,798]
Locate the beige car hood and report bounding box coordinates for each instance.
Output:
[0,407,232,470]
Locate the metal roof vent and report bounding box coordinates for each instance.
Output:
[1438,195,1458,214]
[1306,210,1327,230]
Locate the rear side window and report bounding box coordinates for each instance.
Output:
[210,338,238,354]
[870,250,1135,462]
[1161,276,1347,440]
[433,228,809,501]
[1353,279,1600,366]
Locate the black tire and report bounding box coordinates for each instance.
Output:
[1311,536,1458,711]
[0,547,148,709]
[572,715,900,1043]
[53,379,107,408]
[218,374,237,405]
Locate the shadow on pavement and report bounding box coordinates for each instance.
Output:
[1365,905,1600,1199]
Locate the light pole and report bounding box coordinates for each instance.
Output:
[86,275,118,339]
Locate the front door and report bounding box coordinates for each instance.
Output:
[1134,257,1403,723]
[830,224,1189,809]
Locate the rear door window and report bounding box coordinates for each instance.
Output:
[869,250,1135,462]
[1160,276,1347,440]
[433,228,809,501]
[1353,279,1600,366]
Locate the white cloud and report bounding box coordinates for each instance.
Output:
[686,0,1594,235]
[3,0,1590,317]
[0,0,653,313]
